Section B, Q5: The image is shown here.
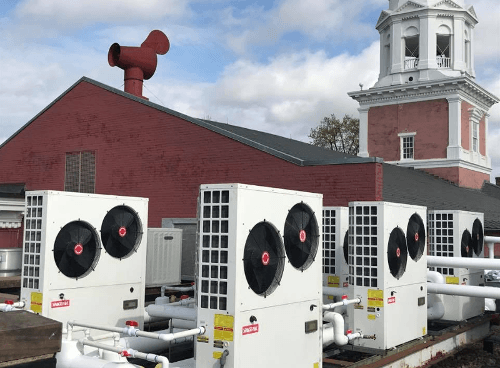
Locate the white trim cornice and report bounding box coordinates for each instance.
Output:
[385,157,491,174]
[348,77,499,111]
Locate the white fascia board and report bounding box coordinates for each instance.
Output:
[385,158,491,174]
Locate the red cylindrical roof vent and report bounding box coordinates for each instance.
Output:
[108,30,170,99]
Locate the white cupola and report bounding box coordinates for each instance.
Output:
[375,0,477,87]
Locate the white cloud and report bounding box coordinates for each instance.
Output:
[224,0,384,55]
[14,0,190,29]
[471,0,500,66]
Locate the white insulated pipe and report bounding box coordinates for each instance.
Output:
[323,297,361,311]
[427,255,500,270]
[145,304,197,321]
[485,236,500,259]
[428,283,500,299]
[323,286,350,297]
[323,312,348,346]
[426,271,445,321]
[0,301,25,312]
[69,321,205,343]
[119,331,193,353]
[160,284,195,297]
[81,340,170,367]
[56,340,140,368]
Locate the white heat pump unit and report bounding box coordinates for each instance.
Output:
[20,191,148,329]
[146,228,182,287]
[195,184,323,368]
[428,210,485,321]
[349,201,427,351]
[323,207,349,302]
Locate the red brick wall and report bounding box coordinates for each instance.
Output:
[367,100,448,161]
[0,228,23,248]
[461,101,471,151]
[422,167,489,189]
[0,81,383,227]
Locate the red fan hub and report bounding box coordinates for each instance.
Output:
[261,251,270,266]
[299,230,306,243]
[466,246,469,253]
[74,243,83,255]
[396,248,401,258]
[118,226,127,237]
[414,233,419,242]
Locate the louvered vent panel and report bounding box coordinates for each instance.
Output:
[349,204,378,288]
[22,195,43,290]
[428,212,454,275]
[322,209,336,275]
[199,190,230,310]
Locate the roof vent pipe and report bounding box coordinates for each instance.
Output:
[108,30,170,99]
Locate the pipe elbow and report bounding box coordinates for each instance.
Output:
[323,312,348,346]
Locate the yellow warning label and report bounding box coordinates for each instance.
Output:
[328,295,334,300]
[313,363,319,368]
[368,314,376,320]
[422,327,426,335]
[367,289,384,308]
[214,314,234,341]
[328,275,340,288]
[213,351,223,359]
[446,277,459,285]
[31,292,43,313]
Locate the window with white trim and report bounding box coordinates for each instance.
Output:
[472,121,479,153]
[398,132,416,160]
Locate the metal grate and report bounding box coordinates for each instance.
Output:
[322,209,336,275]
[22,195,43,290]
[199,190,230,310]
[428,213,454,275]
[349,205,378,288]
[65,151,96,193]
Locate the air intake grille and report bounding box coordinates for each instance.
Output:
[199,190,230,310]
[322,209,336,275]
[428,213,454,275]
[349,205,378,288]
[22,195,43,290]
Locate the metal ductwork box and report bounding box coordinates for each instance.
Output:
[146,228,182,287]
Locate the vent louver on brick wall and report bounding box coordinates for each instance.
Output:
[65,151,96,193]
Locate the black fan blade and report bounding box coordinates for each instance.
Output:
[53,221,99,278]
[101,206,142,259]
[471,219,484,256]
[243,222,284,296]
[284,203,319,270]
[343,230,349,264]
[387,227,408,279]
[461,230,473,257]
[406,213,426,261]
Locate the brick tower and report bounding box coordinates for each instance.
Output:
[349,0,498,188]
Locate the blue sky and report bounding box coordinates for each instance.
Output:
[0,0,499,179]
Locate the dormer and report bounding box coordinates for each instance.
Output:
[375,0,477,87]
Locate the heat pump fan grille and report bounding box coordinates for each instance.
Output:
[243,222,285,297]
[461,229,473,258]
[471,219,484,256]
[349,205,378,288]
[407,213,426,261]
[53,221,101,278]
[284,203,319,271]
[387,227,408,280]
[101,205,142,259]
[427,213,454,276]
[322,209,336,275]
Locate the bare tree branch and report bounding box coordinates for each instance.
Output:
[308,114,359,155]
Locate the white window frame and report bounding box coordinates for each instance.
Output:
[398,132,416,161]
[468,108,483,155]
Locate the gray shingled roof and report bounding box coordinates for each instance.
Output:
[0,77,380,167]
[383,163,500,231]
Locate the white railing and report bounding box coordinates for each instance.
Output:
[437,56,451,68]
[404,57,419,69]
